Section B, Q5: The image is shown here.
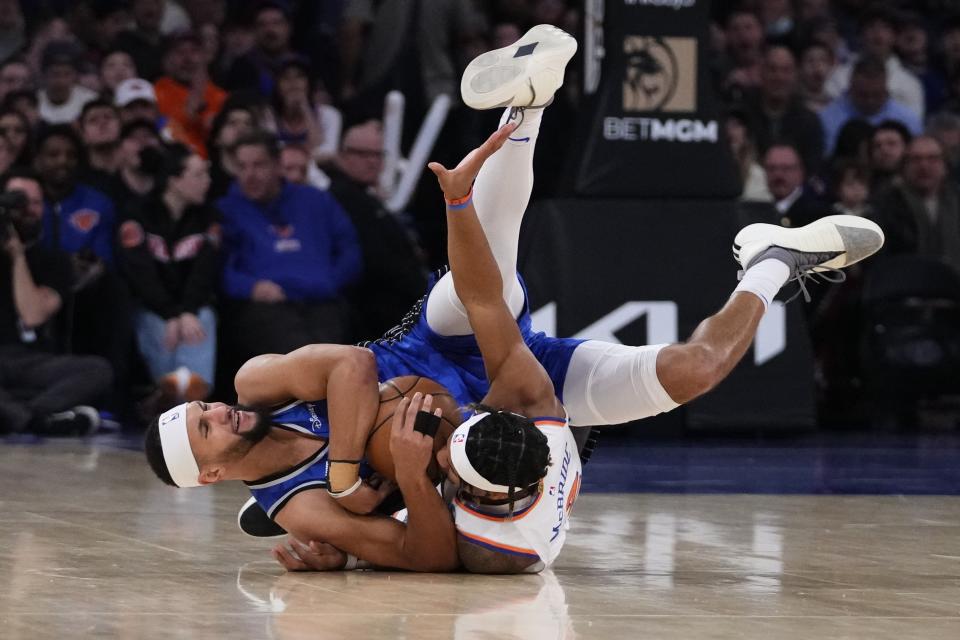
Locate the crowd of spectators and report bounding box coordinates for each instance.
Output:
[1,0,957,435]
[1,0,582,435]
[716,0,960,425]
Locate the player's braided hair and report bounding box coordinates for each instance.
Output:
[463,403,551,515]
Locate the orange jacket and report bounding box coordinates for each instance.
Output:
[154,77,227,159]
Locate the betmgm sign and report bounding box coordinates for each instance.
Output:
[569,0,738,198]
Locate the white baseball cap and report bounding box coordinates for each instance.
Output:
[115,78,157,107]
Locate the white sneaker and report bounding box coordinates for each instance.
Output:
[461,24,577,110]
[734,215,884,272]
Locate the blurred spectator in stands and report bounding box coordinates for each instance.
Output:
[99,49,138,100]
[798,0,830,23]
[25,16,74,77]
[85,3,130,57]
[5,89,39,127]
[328,120,428,339]
[745,45,825,175]
[279,143,309,185]
[799,41,835,113]
[0,133,12,175]
[224,2,294,95]
[264,56,341,167]
[926,111,960,184]
[725,109,772,202]
[763,143,830,227]
[0,169,112,436]
[759,0,795,44]
[339,0,487,120]
[34,125,132,409]
[820,56,921,156]
[279,143,329,190]
[78,99,122,194]
[872,136,960,274]
[218,131,362,364]
[38,40,97,124]
[0,0,25,63]
[802,15,852,67]
[832,120,875,175]
[0,57,31,105]
[110,118,163,207]
[830,160,872,217]
[207,102,256,200]
[118,144,219,410]
[184,0,226,29]
[718,9,765,101]
[158,0,191,35]
[869,119,911,192]
[825,6,924,121]
[896,12,946,115]
[114,0,167,81]
[35,125,115,267]
[154,31,226,158]
[492,22,522,49]
[940,16,960,77]
[114,77,162,126]
[0,107,31,168]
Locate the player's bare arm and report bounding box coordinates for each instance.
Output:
[234,343,384,513]
[272,393,458,572]
[428,126,562,419]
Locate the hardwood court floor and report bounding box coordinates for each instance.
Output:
[1,441,959,639]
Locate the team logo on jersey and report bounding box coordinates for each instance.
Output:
[452,433,466,444]
[305,403,323,430]
[147,233,170,262]
[173,234,204,261]
[69,209,101,233]
[271,224,295,238]
[119,220,144,248]
[622,36,696,112]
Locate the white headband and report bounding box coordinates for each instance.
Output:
[448,412,514,493]
[159,403,202,488]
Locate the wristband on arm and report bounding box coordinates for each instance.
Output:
[326,459,362,498]
[444,187,473,210]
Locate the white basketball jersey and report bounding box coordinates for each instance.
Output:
[453,416,583,568]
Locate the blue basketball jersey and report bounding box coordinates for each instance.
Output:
[245,400,345,519]
[366,271,584,408]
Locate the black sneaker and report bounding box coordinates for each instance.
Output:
[238,497,287,537]
[36,406,100,437]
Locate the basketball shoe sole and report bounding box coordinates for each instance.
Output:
[461,24,577,110]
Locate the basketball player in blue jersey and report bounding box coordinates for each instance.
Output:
[146,25,884,572]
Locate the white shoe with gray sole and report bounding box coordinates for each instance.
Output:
[460,24,577,110]
[733,215,885,301]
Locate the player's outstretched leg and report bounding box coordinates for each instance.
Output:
[426,25,576,336]
[562,215,885,425]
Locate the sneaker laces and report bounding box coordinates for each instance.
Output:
[785,266,847,303]
[507,106,526,126]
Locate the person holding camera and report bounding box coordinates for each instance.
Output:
[0,170,112,435]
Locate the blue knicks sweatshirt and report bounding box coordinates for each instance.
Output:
[218,181,362,302]
[41,183,117,265]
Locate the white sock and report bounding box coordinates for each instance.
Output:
[734,259,790,310]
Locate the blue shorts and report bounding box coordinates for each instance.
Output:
[366,274,583,409]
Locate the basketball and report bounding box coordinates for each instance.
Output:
[364,376,464,482]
